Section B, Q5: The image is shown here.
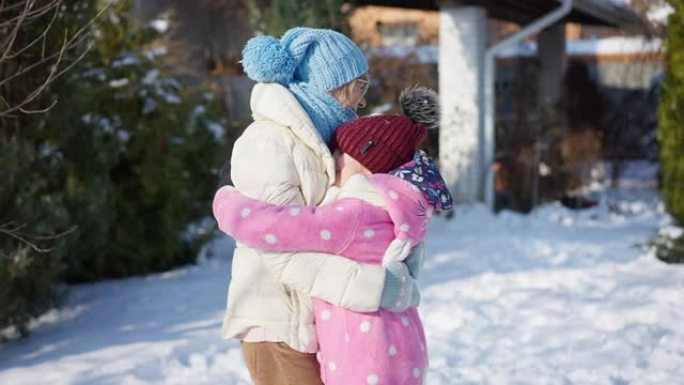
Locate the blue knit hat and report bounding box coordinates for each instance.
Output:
[241,27,368,91]
[241,28,369,146]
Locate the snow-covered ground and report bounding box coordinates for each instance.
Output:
[1,188,683,385]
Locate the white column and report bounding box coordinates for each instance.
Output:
[537,23,567,113]
[438,5,488,203]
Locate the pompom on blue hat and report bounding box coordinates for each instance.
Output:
[241,35,296,85]
[241,27,368,92]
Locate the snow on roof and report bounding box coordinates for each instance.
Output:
[497,36,663,58]
[368,36,663,64]
[569,36,663,55]
[366,45,439,64]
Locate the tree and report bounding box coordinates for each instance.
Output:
[240,0,349,35]
[0,0,106,118]
[658,0,684,225]
[0,0,103,337]
[1,0,230,335]
[44,0,230,281]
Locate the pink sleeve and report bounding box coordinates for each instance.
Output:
[213,186,388,256]
[368,174,430,246]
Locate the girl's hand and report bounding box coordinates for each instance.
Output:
[403,242,426,279]
[379,261,420,312]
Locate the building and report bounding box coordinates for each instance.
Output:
[350,0,654,209]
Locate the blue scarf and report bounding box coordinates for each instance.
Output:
[289,82,357,147]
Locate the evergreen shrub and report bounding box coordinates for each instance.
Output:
[659,0,684,225]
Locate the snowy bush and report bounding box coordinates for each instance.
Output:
[651,227,684,264]
[1,0,232,333]
[53,0,231,281]
[0,0,99,335]
[58,51,229,280]
[0,137,67,337]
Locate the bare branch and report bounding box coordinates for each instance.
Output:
[0,31,68,117]
[5,2,60,61]
[0,37,95,117]
[0,229,52,253]
[0,0,62,29]
[19,98,57,114]
[16,225,78,241]
[0,1,32,15]
[0,222,78,253]
[0,0,34,62]
[0,1,112,117]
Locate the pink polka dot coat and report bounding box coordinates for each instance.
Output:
[213,173,431,385]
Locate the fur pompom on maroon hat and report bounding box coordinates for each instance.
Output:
[334,86,439,174]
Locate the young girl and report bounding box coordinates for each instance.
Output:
[213,88,453,385]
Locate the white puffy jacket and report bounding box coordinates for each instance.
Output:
[223,83,386,353]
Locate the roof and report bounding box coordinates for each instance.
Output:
[351,0,646,31]
[365,36,663,64]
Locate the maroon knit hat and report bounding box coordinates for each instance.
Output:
[334,86,439,174]
[335,115,427,173]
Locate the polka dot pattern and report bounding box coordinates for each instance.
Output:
[264,234,277,244]
[320,229,332,240]
[320,310,331,320]
[224,177,431,385]
[360,320,371,333]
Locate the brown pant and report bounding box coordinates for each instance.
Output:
[241,341,324,385]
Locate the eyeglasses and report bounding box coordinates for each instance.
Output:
[356,78,370,96]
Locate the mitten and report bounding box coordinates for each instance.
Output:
[379,261,421,312]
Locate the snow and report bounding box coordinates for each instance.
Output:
[646,3,674,24]
[366,45,439,64]
[143,47,168,60]
[370,36,663,64]
[567,37,663,56]
[496,36,663,59]
[143,70,160,86]
[112,53,140,68]
[150,19,170,34]
[2,189,684,384]
[609,160,660,187]
[206,122,225,141]
[109,78,130,88]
